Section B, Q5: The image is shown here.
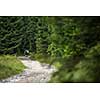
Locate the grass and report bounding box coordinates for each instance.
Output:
[0,55,25,80]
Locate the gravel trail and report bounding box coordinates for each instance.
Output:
[0,56,56,83]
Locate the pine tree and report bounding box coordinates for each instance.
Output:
[0,17,23,54]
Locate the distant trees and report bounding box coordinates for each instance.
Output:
[0,17,23,54]
[0,16,100,57]
[0,17,39,54]
[0,17,52,55]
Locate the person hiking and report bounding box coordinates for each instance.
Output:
[24,49,29,57]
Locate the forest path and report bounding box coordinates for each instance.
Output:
[0,56,56,83]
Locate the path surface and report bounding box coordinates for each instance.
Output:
[0,56,56,83]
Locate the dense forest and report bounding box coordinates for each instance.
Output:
[0,16,100,82]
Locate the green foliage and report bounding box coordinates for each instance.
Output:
[85,43,100,58]
[50,43,100,82]
[50,17,100,83]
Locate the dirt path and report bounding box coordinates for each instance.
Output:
[0,56,56,83]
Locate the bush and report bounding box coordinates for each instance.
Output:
[85,43,100,58]
[50,44,100,82]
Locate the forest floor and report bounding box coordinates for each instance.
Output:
[0,56,56,83]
